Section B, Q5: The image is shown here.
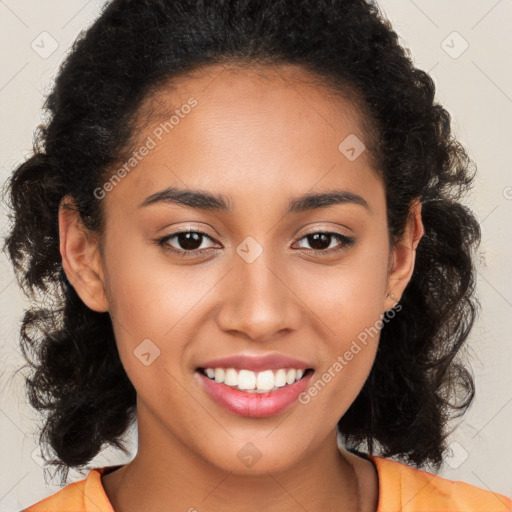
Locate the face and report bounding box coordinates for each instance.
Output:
[60,63,421,475]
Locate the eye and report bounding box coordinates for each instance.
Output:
[155,229,356,257]
[294,231,355,255]
[156,229,219,256]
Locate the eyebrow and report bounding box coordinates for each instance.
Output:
[138,186,371,214]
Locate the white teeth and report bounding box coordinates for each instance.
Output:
[274,369,287,387]
[238,369,256,390]
[214,368,225,383]
[201,367,309,392]
[256,370,274,391]
[224,368,238,386]
[286,369,296,385]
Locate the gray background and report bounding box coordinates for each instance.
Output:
[0,0,511,509]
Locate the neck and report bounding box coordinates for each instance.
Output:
[103,408,368,512]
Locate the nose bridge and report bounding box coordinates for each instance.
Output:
[216,236,300,340]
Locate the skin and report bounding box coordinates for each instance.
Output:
[59,63,424,512]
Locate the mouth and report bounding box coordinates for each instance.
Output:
[195,366,315,418]
[196,366,315,393]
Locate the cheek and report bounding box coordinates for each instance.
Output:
[104,229,208,330]
[299,239,390,340]
[294,241,388,410]
[103,235,221,375]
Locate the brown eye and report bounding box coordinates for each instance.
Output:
[295,231,355,255]
[173,232,204,251]
[157,230,219,256]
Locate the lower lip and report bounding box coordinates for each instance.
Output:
[196,370,314,418]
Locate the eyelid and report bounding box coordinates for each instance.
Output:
[156,222,220,240]
[298,224,353,238]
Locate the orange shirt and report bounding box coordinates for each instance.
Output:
[24,455,512,512]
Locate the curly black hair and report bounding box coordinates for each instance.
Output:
[3,0,481,485]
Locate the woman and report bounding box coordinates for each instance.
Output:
[5,0,511,510]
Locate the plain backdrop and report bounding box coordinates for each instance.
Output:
[0,0,511,509]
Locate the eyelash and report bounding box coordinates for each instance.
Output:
[155,229,356,257]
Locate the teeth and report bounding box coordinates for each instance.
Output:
[224,368,238,386]
[201,367,308,392]
[274,369,287,387]
[256,370,274,391]
[214,368,225,383]
[238,369,256,390]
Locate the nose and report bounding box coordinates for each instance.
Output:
[214,248,303,343]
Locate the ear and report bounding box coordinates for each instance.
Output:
[58,195,109,312]
[384,198,424,311]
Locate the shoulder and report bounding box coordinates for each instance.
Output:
[369,455,512,512]
[22,466,116,512]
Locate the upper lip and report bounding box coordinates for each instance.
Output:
[197,353,314,372]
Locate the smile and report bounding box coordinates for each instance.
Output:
[196,368,315,417]
[199,367,313,392]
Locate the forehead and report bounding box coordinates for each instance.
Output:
[138,62,367,144]
[105,62,384,216]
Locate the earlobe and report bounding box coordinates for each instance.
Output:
[384,199,424,311]
[58,195,109,312]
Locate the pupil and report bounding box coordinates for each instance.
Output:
[308,233,330,250]
[178,232,202,250]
